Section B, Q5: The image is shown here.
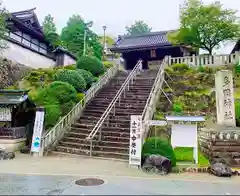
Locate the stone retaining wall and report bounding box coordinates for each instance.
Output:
[0,57,31,89]
[199,128,240,167]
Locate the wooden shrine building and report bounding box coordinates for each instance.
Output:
[0,90,36,151]
[110,31,197,70]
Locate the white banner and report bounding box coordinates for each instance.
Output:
[31,109,45,153]
[0,107,11,121]
[148,120,167,126]
[129,115,142,166]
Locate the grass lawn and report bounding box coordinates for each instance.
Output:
[174,147,210,167]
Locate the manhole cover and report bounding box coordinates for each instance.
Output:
[75,178,105,186]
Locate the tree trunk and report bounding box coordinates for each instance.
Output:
[207,48,213,55]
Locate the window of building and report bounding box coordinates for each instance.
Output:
[22,33,31,41]
[22,39,31,47]
[39,47,47,54]
[40,42,47,50]
[9,32,22,42]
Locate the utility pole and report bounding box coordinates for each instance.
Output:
[103,25,107,59]
[83,21,93,56]
[83,28,87,55]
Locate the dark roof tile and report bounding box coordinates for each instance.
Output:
[110,30,176,52]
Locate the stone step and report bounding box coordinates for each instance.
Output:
[83,108,143,114]
[85,104,146,111]
[96,90,151,96]
[66,131,89,139]
[54,146,128,160]
[110,81,154,85]
[58,141,128,154]
[87,101,147,108]
[79,115,130,121]
[102,135,130,143]
[109,84,153,89]
[71,125,130,133]
[61,137,129,148]
[82,110,142,117]
[69,128,130,138]
[77,119,130,128]
[92,96,148,103]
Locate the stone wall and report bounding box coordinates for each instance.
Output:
[199,128,240,167]
[1,40,56,69]
[0,57,31,89]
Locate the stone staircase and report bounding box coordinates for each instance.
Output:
[51,70,157,160]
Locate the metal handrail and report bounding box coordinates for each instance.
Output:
[86,60,143,155]
[39,60,120,156]
[141,56,169,139]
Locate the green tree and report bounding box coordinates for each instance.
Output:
[125,20,152,36]
[168,0,240,55]
[0,1,9,50]
[60,14,102,59]
[60,15,86,56]
[42,14,59,47]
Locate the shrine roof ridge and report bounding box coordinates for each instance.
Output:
[0,89,30,94]
[110,29,178,52]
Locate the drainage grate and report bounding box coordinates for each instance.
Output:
[75,178,105,186]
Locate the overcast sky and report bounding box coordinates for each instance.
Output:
[3,0,240,53]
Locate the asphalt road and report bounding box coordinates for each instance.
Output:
[0,173,239,195]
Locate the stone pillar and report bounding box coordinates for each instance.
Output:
[215,70,236,127]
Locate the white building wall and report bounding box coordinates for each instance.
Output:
[63,54,76,66]
[0,40,56,69]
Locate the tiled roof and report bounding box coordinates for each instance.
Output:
[110,30,176,52]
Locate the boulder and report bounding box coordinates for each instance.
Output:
[0,148,15,160]
[208,162,232,177]
[142,154,172,175]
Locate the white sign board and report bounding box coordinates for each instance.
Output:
[171,124,198,164]
[215,70,235,127]
[129,115,142,166]
[148,120,167,126]
[0,107,11,121]
[31,109,45,153]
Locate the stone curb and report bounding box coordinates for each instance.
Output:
[172,167,240,176]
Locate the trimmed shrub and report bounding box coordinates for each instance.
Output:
[103,61,114,69]
[142,137,176,167]
[171,63,189,73]
[25,70,46,86]
[235,100,240,126]
[44,104,61,129]
[33,81,79,129]
[64,64,76,70]
[53,69,86,92]
[76,69,94,88]
[235,62,240,74]
[172,102,183,113]
[77,55,105,76]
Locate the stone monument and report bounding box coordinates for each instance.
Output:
[215,70,235,127]
[199,70,240,166]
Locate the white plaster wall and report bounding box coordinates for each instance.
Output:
[0,40,56,69]
[63,54,76,66]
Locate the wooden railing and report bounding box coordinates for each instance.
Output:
[39,61,120,156]
[169,52,240,67]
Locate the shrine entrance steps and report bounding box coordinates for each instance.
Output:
[50,70,157,160]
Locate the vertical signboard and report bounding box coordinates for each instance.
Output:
[0,107,12,121]
[129,115,142,166]
[31,107,45,154]
[215,70,235,127]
